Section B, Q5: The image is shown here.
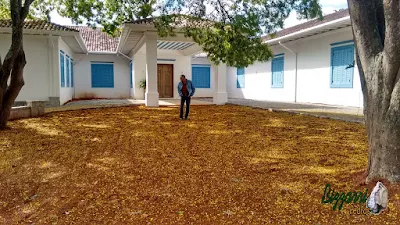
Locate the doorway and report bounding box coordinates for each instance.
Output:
[157,64,174,98]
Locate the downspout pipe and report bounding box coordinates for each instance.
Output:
[279,41,298,102]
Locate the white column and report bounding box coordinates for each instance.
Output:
[213,63,228,105]
[145,33,159,107]
[132,53,146,100]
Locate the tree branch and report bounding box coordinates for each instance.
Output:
[375,0,385,45]
[0,0,27,87]
[10,0,20,25]
[347,0,383,65]
[21,0,34,20]
[216,0,232,23]
[382,0,400,96]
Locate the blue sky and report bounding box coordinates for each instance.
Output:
[50,0,349,29]
[284,0,348,27]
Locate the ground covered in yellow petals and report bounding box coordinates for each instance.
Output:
[0,105,399,224]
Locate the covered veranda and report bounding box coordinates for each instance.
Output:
[117,19,228,107]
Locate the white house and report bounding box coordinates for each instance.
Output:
[228,9,363,108]
[0,9,363,108]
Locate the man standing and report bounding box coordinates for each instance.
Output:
[178,75,195,120]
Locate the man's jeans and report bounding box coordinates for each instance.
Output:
[180,96,191,119]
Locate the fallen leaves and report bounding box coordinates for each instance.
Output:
[0,105,399,224]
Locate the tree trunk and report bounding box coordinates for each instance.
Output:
[0,50,26,129]
[0,0,33,129]
[348,0,400,183]
[365,83,400,183]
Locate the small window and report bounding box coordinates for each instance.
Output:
[130,60,133,88]
[91,62,114,88]
[330,44,354,88]
[66,56,70,87]
[60,51,65,87]
[271,55,284,88]
[192,64,211,88]
[71,59,74,88]
[237,67,245,88]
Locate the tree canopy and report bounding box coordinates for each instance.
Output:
[0,0,322,68]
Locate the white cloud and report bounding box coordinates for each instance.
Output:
[318,0,348,8]
[283,12,307,28]
[283,2,349,29]
[50,11,73,26]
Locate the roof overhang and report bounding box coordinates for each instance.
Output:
[62,32,88,54]
[265,16,351,46]
[117,23,195,55]
[0,27,88,54]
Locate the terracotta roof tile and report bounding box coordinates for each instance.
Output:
[264,9,349,40]
[68,26,119,52]
[0,19,78,32]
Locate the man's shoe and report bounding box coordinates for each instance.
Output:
[180,117,184,120]
[184,117,188,120]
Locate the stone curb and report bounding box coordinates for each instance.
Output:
[227,103,365,124]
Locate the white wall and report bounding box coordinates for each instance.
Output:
[74,54,130,99]
[59,38,75,105]
[191,57,216,98]
[295,28,363,107]
[227,27,363,108]
[132,48,194,99]
[227,46,296,102]
[0,34,50,102]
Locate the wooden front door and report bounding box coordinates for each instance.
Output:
[157,64,174,98]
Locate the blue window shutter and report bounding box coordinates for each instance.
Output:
[66,56,70,87]
[91,63,114,88]
[272,57,284,88]
[192,65,211,88]
[71,59,74,88]
[130,61,133,88]
[237,67,245,88]
[60,52,65,87]
[331,45,354,88]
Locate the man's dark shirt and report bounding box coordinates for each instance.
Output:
[182,82,189,97]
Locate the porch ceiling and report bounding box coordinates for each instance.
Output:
[117,23,198,56]
[157,41,195,50]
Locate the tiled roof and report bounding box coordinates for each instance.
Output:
[68,26,119,52]
[0,19,78,32]
[264,9,349,40]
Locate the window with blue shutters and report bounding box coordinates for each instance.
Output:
[66,56,70,87]
[71,59,74,88]
[60,51,65,87]
[237,67,245,88]
[330,44,354,88]
[91,62,114,88]
[192,64,211,88]
[271,55,284,88]
[130,60,133,88]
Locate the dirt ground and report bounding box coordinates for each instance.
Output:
[0,105,398,224]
